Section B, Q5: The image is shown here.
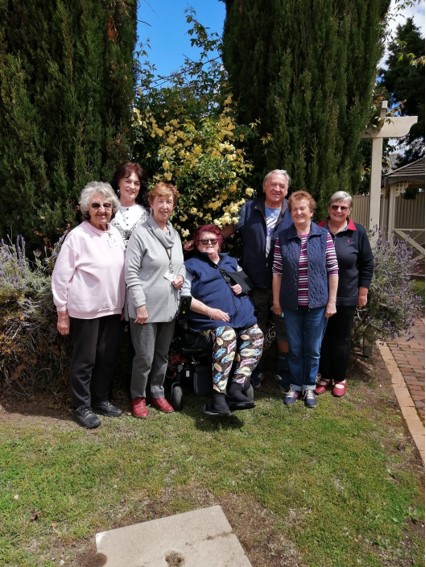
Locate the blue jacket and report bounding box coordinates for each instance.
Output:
[185,252,257,331]
[236,197,292,289]
[277,223,330,310]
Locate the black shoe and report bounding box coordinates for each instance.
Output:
[203,393,232,416]
[228,400,255,411]
[250,368,264,389]
[93,401,123,417]
[227,382,251,403]
[226,382,255,410]
[72,407,101,429]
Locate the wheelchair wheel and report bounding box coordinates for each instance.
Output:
[171,383,183,411]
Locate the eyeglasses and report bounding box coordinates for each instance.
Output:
[91,202,112,209]
[330,204,349,211]
[199,238,218,245]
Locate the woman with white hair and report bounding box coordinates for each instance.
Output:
[52,181,125,428]
[316,191,374,398]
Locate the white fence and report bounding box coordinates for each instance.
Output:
[352,192,425,274]
[352,192,425,233]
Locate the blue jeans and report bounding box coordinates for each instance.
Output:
[283,307,328,392]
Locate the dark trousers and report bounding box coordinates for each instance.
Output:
[319,306,357,382]
[129,320,176,400]
[70,315,122,409]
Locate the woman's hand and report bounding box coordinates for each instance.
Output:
[272,303,282,316]
[135,305,148,324]
[57,312,70,335]
[172,275,184,290]
[231,283,242,296]
[208,307,230,322]
[325,301,337,318]
[357,288,368,309]
[183,240,195,252]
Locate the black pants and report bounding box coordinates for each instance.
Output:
[70,315,121,409]
[319,306,356,382]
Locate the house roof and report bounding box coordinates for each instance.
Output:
[383,157,425,187]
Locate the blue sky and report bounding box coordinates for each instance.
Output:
[137,1,226,79]
[136,0,424,79]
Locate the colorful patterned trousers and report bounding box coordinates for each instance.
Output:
[202,324,264,393]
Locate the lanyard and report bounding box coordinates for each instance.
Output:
[165,247,173,273]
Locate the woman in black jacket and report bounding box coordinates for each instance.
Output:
[316,191,374,398]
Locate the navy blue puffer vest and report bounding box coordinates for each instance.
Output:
[277,224,329,310]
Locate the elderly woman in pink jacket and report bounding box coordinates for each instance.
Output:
[52,181,125,429]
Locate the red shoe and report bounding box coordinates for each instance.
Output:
[151,397,174,413]
[314,377,332,395]
[332,380,347,397]
[131,397,149,418]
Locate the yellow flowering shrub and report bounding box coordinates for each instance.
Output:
[131,97,253,239]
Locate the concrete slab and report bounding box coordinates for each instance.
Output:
[95,505,252,566]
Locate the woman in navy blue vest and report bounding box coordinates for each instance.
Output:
[272,191,339,408]
[183,225,264,416]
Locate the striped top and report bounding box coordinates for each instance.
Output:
[273,231,338,306]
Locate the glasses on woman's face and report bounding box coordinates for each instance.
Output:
[330,204,349,212]
[199,238,218,245]
[91,202,112,210]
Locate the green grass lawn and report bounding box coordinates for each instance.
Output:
[0,351,424,567]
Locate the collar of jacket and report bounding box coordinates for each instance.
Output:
[285,222,324,240]
[318,218,357,231]
[194,250,228,266]
[254,196,289,221]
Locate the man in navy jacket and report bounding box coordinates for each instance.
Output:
[222,169,293,389]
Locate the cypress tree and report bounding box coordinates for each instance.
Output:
[0,0,136,251]
[222,0,391,211]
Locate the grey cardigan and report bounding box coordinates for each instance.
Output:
[125,216,185,322]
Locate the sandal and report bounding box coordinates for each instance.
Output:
[314,377,332,396]
[332,380,347,397]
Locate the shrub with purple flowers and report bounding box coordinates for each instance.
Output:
[352,231,423,348]
[0,237,69,396]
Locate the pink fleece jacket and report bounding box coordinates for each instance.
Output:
[52,221,125,319]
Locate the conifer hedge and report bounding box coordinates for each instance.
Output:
[0,0,137,252]
[222,0,391,211]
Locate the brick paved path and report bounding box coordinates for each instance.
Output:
[387,318,425,424]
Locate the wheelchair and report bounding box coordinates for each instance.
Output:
[166,296,255,412]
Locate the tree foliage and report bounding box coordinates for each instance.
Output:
[379,17,425,164]
[0,0,137,252]
[221,0,391,213]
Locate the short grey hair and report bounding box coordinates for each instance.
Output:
[328,191,353,208]
[79,181,120,220]
[263,169,292,188]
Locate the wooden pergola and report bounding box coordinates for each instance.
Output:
[362,100,418,232]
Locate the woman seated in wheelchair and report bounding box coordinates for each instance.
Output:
[182,224,264,416]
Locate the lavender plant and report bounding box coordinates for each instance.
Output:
[0,237,69,396]
[352,231,423,348]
